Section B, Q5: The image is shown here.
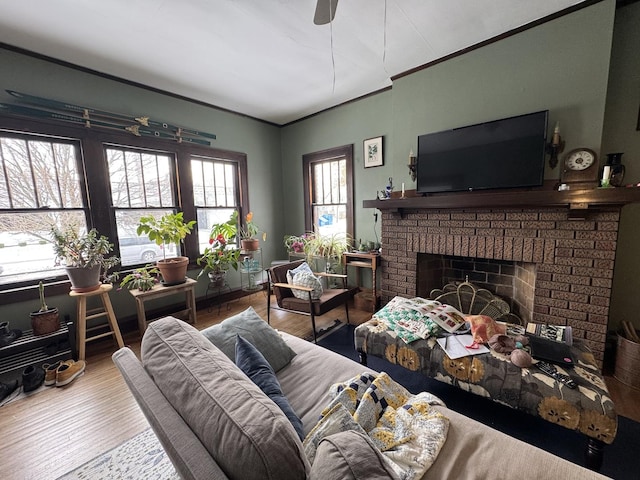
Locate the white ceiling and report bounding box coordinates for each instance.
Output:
[0,0,586,125]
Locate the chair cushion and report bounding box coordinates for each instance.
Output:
[235,335,304,440]
[283,288,351,315]
[291,271,324,300]
[201,306,296,372]
[141,317,309,480]
[286,261,314,284]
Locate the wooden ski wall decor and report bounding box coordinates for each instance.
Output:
[1,90,217,146]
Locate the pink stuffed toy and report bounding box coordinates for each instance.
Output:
[467,315,507,344]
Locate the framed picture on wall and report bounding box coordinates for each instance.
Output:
[364,136,383,168]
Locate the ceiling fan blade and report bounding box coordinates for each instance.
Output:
[314,0,338,25]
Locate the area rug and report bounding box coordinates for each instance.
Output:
[57,428,178,480]
[318,324,640,480]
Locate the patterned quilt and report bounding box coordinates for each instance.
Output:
[303,371,449,480]
[371,296,444,343]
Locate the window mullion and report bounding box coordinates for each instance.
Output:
[50,143,64,208]
[199,160,206,208]
[25,141,40,208]
[0,140,14,209]
[123,150,132,208]
[137,152,147,207]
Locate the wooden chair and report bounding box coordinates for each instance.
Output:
[267,260,351,342]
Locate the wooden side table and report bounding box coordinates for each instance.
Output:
[128,277,197,335]
[69,283,124,361]
[343,252,380,312]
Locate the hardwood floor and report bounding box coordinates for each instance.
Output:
[2,292,638,480]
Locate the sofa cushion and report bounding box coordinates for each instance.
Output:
[201,306,296,372]
[235,334,304,440]
[309,431,399,480]
[141,317,309,480]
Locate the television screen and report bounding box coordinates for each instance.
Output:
[416,110,548,194]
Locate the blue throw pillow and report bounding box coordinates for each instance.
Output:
[235,335,305,440]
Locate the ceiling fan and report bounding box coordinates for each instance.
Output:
[314,0,339,25]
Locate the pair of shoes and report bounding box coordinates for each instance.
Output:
[48,360,86,387]
[22,365,45,393]
[0,321,23,348]
[0,379,19,402]
[43,360,71,386]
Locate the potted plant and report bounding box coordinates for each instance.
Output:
[209,211,238,242]
[238,211,266,251]
[29,281,60,335]
[136,212,196,285]
[197,234,240,286]
[50,226,120,292]
[304,232,352,274]
[284,233,313,254]
[118,264,160,292]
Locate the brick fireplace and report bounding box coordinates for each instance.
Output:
[378,206,620,365]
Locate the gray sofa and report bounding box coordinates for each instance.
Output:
[112,311,608,480]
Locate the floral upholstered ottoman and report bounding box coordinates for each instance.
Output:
[354,318,617,470]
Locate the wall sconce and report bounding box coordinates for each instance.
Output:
[546,122,565,169]
[408,149,417,181]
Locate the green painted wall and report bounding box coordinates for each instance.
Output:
[0,48,281,330]
[602,2,640,332]
[280,0,616,288]
[280,91,393,250]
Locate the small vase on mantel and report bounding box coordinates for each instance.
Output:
[605,152,625,187]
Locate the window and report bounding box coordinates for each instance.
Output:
[0,114,249,297]
[303,145,353,240]
[0,132,88,284]
[191,155,240,253]
[106,146,178,266]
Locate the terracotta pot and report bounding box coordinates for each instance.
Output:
[30,308,60,336]
[65,265,101,292]
[241,238,259,251]
[157,256,189,285]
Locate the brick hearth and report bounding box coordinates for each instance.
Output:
[379,207,620,365]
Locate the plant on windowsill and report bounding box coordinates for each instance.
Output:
[136,212,196,285]
[197,234,240,286]
[237,210,266,251]
[118,264,160,292]
[50,226,120,293]
[303,232,352,274]
[29,281,60,335]
[284,233,314,254]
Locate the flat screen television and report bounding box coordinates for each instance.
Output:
[416,110,548,194]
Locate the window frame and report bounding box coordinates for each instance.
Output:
[0,113,249,302]
[190,153,248,255]
[302,144,354,239]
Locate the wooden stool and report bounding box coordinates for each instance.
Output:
[69,283,124,361]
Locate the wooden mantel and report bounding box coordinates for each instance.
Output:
[363,186,640,214]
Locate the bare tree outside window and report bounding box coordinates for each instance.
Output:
[191,156,240,254]
[106,147,178,266]
[0,135,88,283]
[302,145,354,241]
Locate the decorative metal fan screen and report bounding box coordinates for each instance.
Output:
[429,279,523,325]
